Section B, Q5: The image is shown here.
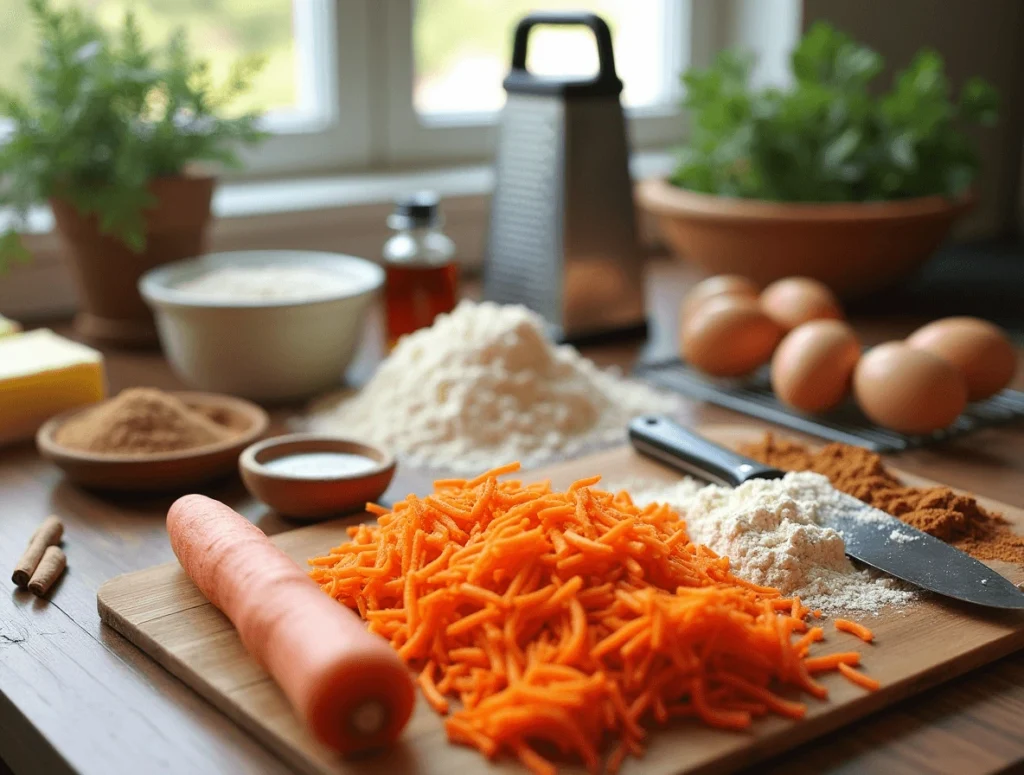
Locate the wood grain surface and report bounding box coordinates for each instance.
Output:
[3,261,1024,775]
[96,431,1024,775]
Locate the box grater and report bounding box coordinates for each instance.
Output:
[483,11,646,343]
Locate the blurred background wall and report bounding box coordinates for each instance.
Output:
[802,0,1024,240]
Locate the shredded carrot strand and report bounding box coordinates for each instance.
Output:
[309,462,877,774]
[418,662,450,714]
[835,618,875,643]
[804,652,861,673]
[516,743,557,775]
[838,662,881,691]
[794,626,824,655]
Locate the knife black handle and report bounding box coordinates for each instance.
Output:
[628,415,785,487]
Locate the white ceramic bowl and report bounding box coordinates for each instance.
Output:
[140,251,384,403]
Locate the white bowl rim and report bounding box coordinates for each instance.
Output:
[139,250,385,309]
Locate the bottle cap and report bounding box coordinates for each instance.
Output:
[389,191,441,229]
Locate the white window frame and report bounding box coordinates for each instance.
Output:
[0,0,373,176]
[232,0,373,175]
[235,0,714,175]
[376,0,697,166]
[0,0,802,321]
[0,0,735,175]
[1,0,796,177]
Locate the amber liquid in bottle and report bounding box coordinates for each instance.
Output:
[384,262,458,348]
[383,192,457,348]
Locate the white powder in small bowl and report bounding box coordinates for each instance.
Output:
[175,265,355,302]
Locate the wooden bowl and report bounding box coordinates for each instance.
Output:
[36,392,270,492]
[239,434,396,521]
[637,178,975,297]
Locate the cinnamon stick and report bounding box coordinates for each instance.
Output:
[28,546,66,597]
[12,515,64,588]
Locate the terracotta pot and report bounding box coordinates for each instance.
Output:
[51,175,215,347]
[637,178,975,297]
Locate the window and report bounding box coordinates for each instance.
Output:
[1,0,301,117]
[0,0,702,176]
[415,3,678,116]
[386,0,692,163]
[0,0,364,173]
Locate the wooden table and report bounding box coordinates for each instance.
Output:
[2,260,1023,775]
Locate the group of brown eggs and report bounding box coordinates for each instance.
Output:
[679,275,1018,434]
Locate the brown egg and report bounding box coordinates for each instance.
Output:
[760,277,844,331]
[680,275,760,327]
[906,317,1017,401]
[771,320,861,413]
[853,342,967,434]
[682,296,783,377]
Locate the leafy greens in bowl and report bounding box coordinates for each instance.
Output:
[671,22,999,203]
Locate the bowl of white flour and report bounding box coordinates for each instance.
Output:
[140,251,383,402]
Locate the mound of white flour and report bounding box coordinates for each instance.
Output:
[633,472,915,614]
[306,301,679,472]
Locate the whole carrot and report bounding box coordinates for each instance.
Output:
[167,494,415,754]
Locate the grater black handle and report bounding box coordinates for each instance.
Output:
[506,12,622,96]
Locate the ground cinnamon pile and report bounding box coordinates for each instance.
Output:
[739,434,1024,564]
[55,388,232,455]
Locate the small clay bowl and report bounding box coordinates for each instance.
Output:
[36,392,270,492]
[239,434,396,521]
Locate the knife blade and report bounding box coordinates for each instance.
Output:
[628,415,1024,610]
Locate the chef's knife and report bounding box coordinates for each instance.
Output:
[628,415,1024,610]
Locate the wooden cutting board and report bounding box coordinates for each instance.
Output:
[97,425,1024,775]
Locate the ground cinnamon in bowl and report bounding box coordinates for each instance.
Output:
[739,434,1024,565]
[55,388,234,455]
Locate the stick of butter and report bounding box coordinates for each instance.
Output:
[0,329,107,446]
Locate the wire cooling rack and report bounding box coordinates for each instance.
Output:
[635,357,1024,453]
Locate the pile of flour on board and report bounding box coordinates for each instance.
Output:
[305,301,679,472]
[633,471,916,614]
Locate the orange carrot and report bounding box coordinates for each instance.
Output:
[804,652,861,673]
[168,495,415,755]
[835,618,875,642]
[716,674,806,719]
[308,463,879,773]
[793,626,824,654]
[418,662,450,714]
[838,662,881,691]
[517,743,558,775]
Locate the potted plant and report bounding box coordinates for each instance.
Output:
[0,0,265,345]
[638,23,999,296]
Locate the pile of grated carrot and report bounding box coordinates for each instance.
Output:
[309,463,877,775]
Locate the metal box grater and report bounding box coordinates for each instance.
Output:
[483,12,646,342]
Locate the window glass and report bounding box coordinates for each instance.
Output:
[0,0,298,117]
[414,0,679,115]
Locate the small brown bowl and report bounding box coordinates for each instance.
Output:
[36,392,270,492]
[239,434,396,521]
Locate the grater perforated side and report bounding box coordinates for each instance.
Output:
[483,94,565,328]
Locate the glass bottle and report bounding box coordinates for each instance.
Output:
[383,191,458,348]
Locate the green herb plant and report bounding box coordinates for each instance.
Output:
[0,0,266,270]
[672,22,999,203]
